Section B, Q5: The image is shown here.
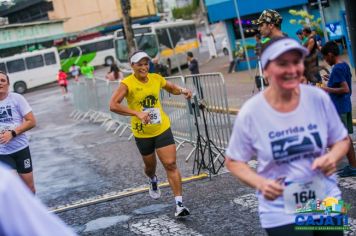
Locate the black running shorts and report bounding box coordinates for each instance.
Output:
[0,146,33,173]
[134,128,175,156]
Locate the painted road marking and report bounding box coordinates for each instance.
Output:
[130,215,202,236]
[51,173,208,213]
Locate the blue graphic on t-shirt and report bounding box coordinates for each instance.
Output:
[0,105,13,122]
[271,131,322,164]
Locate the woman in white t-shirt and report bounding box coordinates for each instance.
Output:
[0,71,37,193]
[226,37,349,235]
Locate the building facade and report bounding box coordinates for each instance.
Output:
[205,0,346,53]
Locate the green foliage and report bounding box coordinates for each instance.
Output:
[172,2,199,20]
[288,9,322,34]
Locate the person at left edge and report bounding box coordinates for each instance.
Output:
[110,50,192,217]
[0,71,37,193]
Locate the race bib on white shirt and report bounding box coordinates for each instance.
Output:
[143,108,161,124]
[283,174,326,214]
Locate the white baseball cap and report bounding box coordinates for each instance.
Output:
[261,37,309,69]
[130,51,151,64]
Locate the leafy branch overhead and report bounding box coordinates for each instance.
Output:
[289,9,322,35]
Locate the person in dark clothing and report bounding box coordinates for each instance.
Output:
[187,51,199,74]
[152,58,169,77]
[187,51,203,98]
[302,27,321,84]
[321,41,356,177]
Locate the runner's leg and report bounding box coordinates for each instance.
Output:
[156,144,182,196]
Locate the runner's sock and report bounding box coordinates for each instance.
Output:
[175,196,183,205]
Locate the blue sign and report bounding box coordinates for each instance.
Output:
[326,22,343,40]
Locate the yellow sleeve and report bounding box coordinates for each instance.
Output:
[158,74,167,88]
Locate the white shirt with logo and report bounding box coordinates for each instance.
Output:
[0,93,32,154]
[226,84,347,228]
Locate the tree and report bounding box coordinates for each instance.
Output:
[121,0,135,56]
[289,9,323,35]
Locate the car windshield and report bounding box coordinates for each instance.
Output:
[115,35,158,63]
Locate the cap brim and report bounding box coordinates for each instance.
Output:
[261,38,309,69]
[130,52,151,64]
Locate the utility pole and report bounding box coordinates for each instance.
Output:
[317,0,328,42]
[121,0,135,55]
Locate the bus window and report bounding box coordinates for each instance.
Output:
[7,59,25,73]
[26,55,44,69]
[115,39,129,62]
[81,42,96,54]
[0,63,7,73]
[44,52,57,65]
[136,35,158,58]
[96,40,113,52]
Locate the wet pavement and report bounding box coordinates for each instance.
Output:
[24,51,356,235]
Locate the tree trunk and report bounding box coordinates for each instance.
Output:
[121,0,136,56]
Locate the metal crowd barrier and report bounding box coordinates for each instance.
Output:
[160,76,194,150]
[70,73,232,172]
[184,73,232,165]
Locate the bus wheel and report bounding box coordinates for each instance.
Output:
[14,81,27,94]
[105,56,114,66]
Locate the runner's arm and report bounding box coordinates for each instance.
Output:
[0,111,36,147]
[163,81,192,98]
[109,83,150,123]
[225,157,283,200]
[110,83,137,116]
[312,136,350,176]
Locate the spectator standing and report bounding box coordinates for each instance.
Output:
[254,34,262,58]
[106,62,123,82]
[228,42,245,73]
[69,64,80,82]
[80,61,94,79]
[187,51,199,74]
[257,9,284,42]
[302,27,321,84]
[152,58,169,77]
[0,71,37,193]
[321,41,356,177]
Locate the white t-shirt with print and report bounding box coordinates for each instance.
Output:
[226,84,347,228]
[0,93,32,154]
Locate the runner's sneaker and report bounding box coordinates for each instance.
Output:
[338,165,356,177]
[148,176,161,199]
[175,202,190,217]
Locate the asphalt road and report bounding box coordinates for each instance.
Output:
[23,52,356,235]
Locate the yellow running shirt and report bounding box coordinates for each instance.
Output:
[121,73,170,138]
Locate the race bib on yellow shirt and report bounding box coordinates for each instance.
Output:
[143,108,161,124]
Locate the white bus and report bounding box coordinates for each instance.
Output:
[113,20,198,73]
[58,35,115,72]
[0,47,60,94]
